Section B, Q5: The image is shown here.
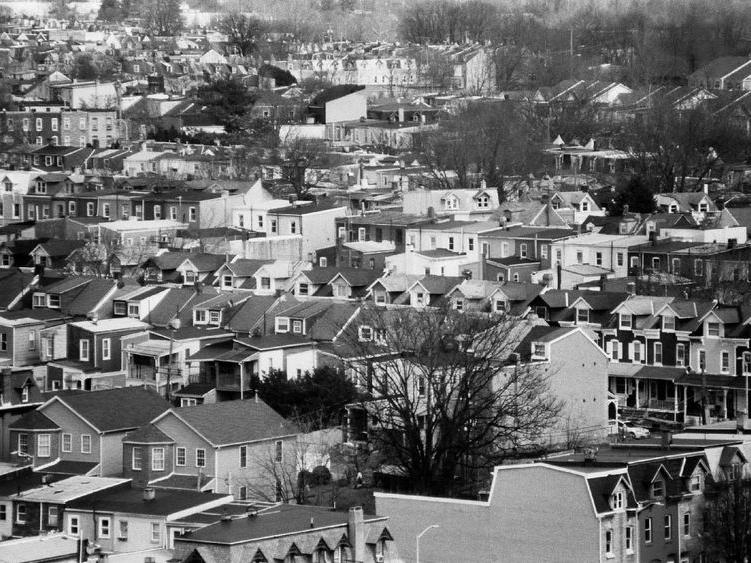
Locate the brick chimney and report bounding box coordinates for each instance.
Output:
[348,506,365,563]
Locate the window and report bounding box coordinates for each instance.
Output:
[270,219,277,234]
[694,259,703,276]
[189,207,196,221]
[532,343,546,358]
[468,238,475,251]
[170,206,177,220]
[102,338,111,361]
[21,386,29,403]
[239,445,247,468]
[276,317,289,333]
[69,515,79,535]
[619,313,632,329]
[690,472,703,492]
[275,440,283,463]
[222,275,233,288]
[707,322,721,337]
[0,505,5,521]
[261,277,271,290]
[453,298,464,312]
[664,514,672,540]
[86,202,94,216]
[652,257,661,270]
[194,310,207,324]
[683,512,691,537]
[595,251,602,266]
[605,529,613,555]
[81,434,91,454]
[209,310,221,325]
[113,302,126,316]
[359,325,373,341]
[29,331,36,350]
[448,236,455,251]
[610,491,624,509]
[118,520,128,540]
[196,448,205,467]
[151,522,161,543]
[676,344,686,367]
[298,283,309,296]
[722,351,730,372]
[152,447,165,471]
[22,118,29,131]
[291,221,297,234]
[79,339,89,361]
[292,320,303,334]
[699,349,706,371]
[625,526,633,551]
[617,252,624,267]
[98,517,111,538]
[37,434,51,457]
[633,341,642,363]
[48,505,59,527]
[176,447,186,467]
[132,447,142,470]
[654,342,663,365]
[744,352,751,374]
[18,433,29,455]
[0,332,5,352]
[519,243,528,258]
[662,315,675,331]
[127,304,140,318]
[35,117,42,131]
[645,517,653,543]
[576,250,583,263]
[651,479,664,498]
[62,433,72,453]
[16,503,27,524]
[51,118,59,132]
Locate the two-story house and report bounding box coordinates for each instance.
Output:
[121,398,298,500]
[401,187,500,221]
[9,387,170,475]
[46,318,151,390]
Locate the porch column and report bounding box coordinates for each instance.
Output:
[673,388,678,422]
[239,362,245,401]
[683,386,688,418]
[722,389,728,420]
[635,378,640,408]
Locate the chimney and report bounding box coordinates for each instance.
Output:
[397,107,405,122]
[254,389,259,403]
[556,262,562,290]
[348,507,365,563]
[599,273,607,291]
[143,487,156,501]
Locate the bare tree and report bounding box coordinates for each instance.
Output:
[702,474,751,561]
[336,304,562,496]
[218,12,265,57]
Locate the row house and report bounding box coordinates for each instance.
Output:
[385,247,475,277]
[122,326,233,398]
[528,290,629,328]
[401,187,500,221]
[290,267,382,299]
[46,317,150,391]
[0,368,44,460]
[0,309,69,370]
[263,201,348,258]
[28,145,94,173]
[404,219,495,262]
[9,387,170,476]
[601,295,751,424]
[0,171,37,226]
[140,190,246,229]
[478,226,576,270]
[0,107,120,149]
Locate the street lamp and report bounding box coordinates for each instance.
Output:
[416,524,439,563]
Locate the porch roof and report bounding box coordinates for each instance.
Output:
[608,364,686,382]
[188,346,260,364]
[677,373,750,390]
[128,340,173,357]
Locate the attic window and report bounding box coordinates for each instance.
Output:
[209,310,221,325]
[531,343,546,359]
[707,322,721,337]
[275,317,289,333]
[47,294,60,309]
[477,194,489,208]
[619,313,632,330]
[576,308,589,324]
[444,195,458,210]
[359,326,373,342]
[610,491,624,510]
[662,315,675,331]
[650,479,665,499]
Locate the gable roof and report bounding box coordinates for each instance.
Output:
[158,398,297,446]
[44,387,170,434]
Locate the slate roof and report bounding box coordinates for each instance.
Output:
[586,473,634,514]
[63,278,118,316]
[9,410,59,430]
[48,387,170,433]
[224,259,271,277]
[417,275,465,294]
[168,398,297,446]
[224,295,279,333]
[123,423,175,444]
[34,239,85,257]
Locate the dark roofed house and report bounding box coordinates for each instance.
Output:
[173,505,395,563]
[21,387,170,476]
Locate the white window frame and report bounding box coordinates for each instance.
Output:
[98,516,111,539]
[664,514,672,541]
[644,516,652,543]
[37,433,51,457]
[132,446,142,470]
[151,522,161,543]
[176,447,186,467]
[102,338,111,361]
[79,339,89,361]
[619,313,632,330]
[196,448,206,467]
[81,434,91,454]
[151,447,165,471]
[676,343,686,367]
[68,515,79,535]
[62,433,72,453]
[654,342,663,365]
[683,512,691,537]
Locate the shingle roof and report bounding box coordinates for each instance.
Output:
[67,486,229,516]
[169,398,296,446]
[49,387,170,433]
[224,295,278,333]
[9,410,59,430]
[417,275,465,294]
[123,423,175,444]
[63,278,118,316]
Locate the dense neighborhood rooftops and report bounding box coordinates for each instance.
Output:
[67,485,232,516]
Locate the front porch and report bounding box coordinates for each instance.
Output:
[608,365,687,422]
[187,345,260,399]
[125,340,197,398]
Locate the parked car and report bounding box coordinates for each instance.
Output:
[609,419,651,439]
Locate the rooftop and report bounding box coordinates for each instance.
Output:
[14,475,130,503]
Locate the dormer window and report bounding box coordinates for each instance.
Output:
[689,471,704,493]
[292,320,303,334]
[444,195,458,210]
[35,180,46,194]
[47,294,60,309]
[222,275,232,288]
[275,317,289,333]
[650,479,665,499]
[359,325,373,342]
[531,343,547,360]
[610,491,624,510]
[127,304,139,318]
[669,203,678,213]
[32,293,46,308]
[576,308,589,324]
[495,299,508,313]
[454,298,464,311]
[662,315,675,331]
[580,200,589,212]
[194,310,206,323]
[3,180,11,192]
[698,202,708,213]
[209,310,220,325]
[476,194,489,208]
[619,313,632,330]
[706,321,721,337]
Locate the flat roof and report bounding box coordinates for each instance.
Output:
[13,475,130,503]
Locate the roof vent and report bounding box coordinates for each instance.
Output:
[143,487,156,502]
